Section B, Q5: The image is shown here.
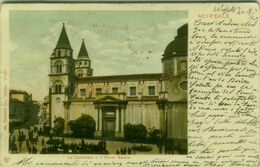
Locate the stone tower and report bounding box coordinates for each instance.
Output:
[160,23,188,152]
[75,39,93,77]
[48,23,75,129]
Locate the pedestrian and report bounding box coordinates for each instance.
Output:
[159,144,162,153]
[35,135,38,144]
[12,135,16,143]
[28,146,31,154]
[19,139,22,150]
[26,139,29,149]
[42,138,45,146]
[32,146,37,154]
[128,147,132,154]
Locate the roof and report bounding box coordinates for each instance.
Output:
[78,73,162,83]
[10,98,24,103]
[55,23,72,50]
[77,39,89,60]
[163,23,188,57]
[10,89,28,94]
[95,95,121,103]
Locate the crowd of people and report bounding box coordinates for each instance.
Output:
[10,128,110,154]
[9,128,39,154]
[9,127,163,154]
[116,147,133,154]
[40,138,109,154]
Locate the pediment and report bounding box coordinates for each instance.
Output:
[95,95,120,103]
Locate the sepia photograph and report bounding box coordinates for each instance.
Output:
[8,9,188,155]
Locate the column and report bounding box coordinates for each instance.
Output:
[99,109,102,131]
[96,109,99,131]
[142,106,145,126]
[115,108,119,132]
[64,103,70,134]
[121,108,125,131]
[64,108,68,134]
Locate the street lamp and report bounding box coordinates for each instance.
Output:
[101,108,104,154]
[156,91,168,154]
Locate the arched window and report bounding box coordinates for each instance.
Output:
[55,97,61,103]
[179,80,188,91]
[67,50,70,57]
[58,84,62,93]
[54,60,63,73]
[57,50,61,57]
[77,70,83,78]
[180,60,187,72]
[55,84,59,93]
[54,81,62,93]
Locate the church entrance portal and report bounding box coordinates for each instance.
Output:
[102,106,116,139]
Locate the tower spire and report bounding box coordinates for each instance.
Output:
[55,23,72,50]
[77,39,89,59]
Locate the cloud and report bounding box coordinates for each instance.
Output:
[9,42,49,101]
[9,13,187,101]
[90,18,188,76]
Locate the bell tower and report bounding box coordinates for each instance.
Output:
[48,23,75,129]
[75,39,93,77]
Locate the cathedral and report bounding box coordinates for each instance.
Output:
[44,23,187,149]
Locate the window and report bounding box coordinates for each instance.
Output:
[96,88,102,94]
[79,62,82,66]
[54,61,63,73]
[112,87,118,93]
[80,89,86,96]
[148,86,155,96]
[65,87,68,94]
[57,50,61,57]
[78,73,82,77]
[129,87,136,96]
[77,70,83,78]
[55,97,61,103]
[179,81,188,90]
[180,60,187,72]
[54,81,62,93]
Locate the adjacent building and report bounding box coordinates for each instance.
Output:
[9,90,40,129]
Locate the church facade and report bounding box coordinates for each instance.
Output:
[44,23,187,148]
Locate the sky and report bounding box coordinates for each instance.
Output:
[9,10,187,101]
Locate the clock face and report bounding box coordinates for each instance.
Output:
[55,97,61,103]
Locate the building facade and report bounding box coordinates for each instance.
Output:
[159,24,188,150]
[45,23,187,148]
[9,90,40,129]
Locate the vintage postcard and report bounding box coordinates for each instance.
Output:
[0,3,259,167]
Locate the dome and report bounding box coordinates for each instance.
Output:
[163,23,188,57]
